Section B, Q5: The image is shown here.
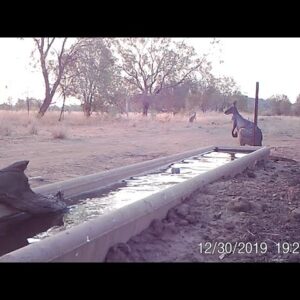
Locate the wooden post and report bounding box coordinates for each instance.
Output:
[125,97,129,118]
[253,82,259,145]
[26,98,30,117]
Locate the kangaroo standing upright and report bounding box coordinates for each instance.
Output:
[189,112,196,123]
[224,102,263,146]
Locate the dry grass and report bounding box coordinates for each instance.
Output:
[0,125,12,136]
[0,109,299,140]
[51,125,68,139]
[28,122,38,135]
[259,115,300,137]
[1,109,299,188]
[0,109,229,140]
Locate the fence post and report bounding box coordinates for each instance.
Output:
[253,82,259,145]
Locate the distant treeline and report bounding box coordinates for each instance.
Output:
[1,91,300,117]
[0,98,82,113]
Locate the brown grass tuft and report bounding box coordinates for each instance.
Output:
[51,126,68,139]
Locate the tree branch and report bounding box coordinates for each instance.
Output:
[44,38,55,58]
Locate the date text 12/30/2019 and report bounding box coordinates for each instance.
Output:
[199,242,300,255]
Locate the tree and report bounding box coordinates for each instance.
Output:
[293,94,300,116]
[0,103,11,110]
[267,94,292,115]
[112,38,212,116]
[14,99,27,111]
[31,38,85,117]
[58,73,75,121]
[211,76,240,111]
[6,97,13,110]
[232,92,249,112]
[63,38,118,117]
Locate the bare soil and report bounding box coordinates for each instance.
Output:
[1,112,299,188]
[105,157,300,262]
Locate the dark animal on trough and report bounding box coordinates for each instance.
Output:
[0,161,66,215]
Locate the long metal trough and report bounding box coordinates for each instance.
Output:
[0,145,270,262]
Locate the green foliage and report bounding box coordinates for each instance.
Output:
[110,38,213,115]
[63,38,119,116]
[28,37,298,118]
[113,38,212,94]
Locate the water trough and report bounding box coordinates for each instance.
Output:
[0,145,270,262]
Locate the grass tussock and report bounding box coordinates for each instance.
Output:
[28,122,38,135]
[51,126,68,139]
[0,124,12,136]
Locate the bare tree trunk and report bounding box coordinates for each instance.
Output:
[59,93,66,122]
[34,38,78,118]
[83,102,92,117]
[125,97,129,118]
[84,109,92,117]
[143,102,149,116]
[38,95,52,117]
[141,93,150,116]
[26,98,30,116]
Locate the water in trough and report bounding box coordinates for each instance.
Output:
[0,150,247,256]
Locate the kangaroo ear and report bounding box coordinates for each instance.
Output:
[1,161,29,172]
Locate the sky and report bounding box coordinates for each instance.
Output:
[189,38,300,102]
[0,37,299,105]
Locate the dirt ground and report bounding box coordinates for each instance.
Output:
[0,111,300,262]
[1,112,299,188]
[105,157,300,262]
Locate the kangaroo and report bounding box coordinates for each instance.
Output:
[0,161,67,215]
[189,112,196,123]
[224,102,263,146]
